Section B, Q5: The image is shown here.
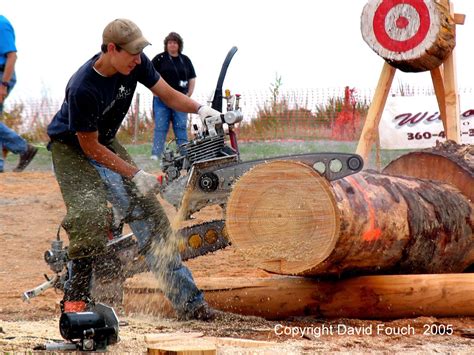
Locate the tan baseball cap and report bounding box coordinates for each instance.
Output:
[102,18,151,55]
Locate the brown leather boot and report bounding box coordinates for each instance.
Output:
[179,302,216,321]
[13,143,38,172]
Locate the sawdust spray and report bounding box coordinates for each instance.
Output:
[144,178,195,317]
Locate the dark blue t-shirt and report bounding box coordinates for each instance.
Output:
[47,52,160,145]
[151,52,196,94]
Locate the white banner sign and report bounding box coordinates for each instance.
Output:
[379,95,474,149]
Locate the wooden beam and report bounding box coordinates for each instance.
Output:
[125,274,474,320]
[356,62,396,165]
[443,2,461,142]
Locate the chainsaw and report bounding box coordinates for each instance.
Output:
[22,46,363,303]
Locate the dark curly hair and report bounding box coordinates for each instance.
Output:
[164,32,183,53]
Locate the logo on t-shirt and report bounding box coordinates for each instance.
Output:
[117,85,132,100]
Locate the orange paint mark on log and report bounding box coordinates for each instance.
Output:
[346,176,381,242]
[362,227,382,242]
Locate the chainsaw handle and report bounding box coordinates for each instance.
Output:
[21,274,59,302]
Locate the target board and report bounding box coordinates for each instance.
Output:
[361,0,455,72]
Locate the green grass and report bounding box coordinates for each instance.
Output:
[1,141,415,173]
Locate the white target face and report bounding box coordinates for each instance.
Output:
[361,0,440,61]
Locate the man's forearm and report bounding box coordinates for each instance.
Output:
[86,144,139,179]
[77,132,140,179]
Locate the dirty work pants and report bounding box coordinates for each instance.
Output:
[50,140,204,316]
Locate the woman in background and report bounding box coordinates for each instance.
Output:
[151,32,196,161]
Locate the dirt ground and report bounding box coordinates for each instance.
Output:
[1,171,473,353]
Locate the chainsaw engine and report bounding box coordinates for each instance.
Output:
[161,110,243,182]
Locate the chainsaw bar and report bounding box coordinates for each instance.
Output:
[110,220,229,279]
[22,220,229,301]
[178,219,229,261]
[109,219,229,264]
[161,152,364,219]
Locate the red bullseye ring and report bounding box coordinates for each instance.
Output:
[373,0,430,52]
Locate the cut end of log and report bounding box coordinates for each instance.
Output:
[226,160,340,275]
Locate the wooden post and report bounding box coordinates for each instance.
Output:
[430,66,447,130]
[443,2,461,142]
[375,122,381,172]
[356,62,395,164]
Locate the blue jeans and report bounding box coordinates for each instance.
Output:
[90,157,204,316]
[0,72,26,171]
[152,96,189,157]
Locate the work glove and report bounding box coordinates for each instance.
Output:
[198,105,221,125]
[132,170,166,196]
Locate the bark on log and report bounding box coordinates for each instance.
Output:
[383,141,474,201]
[124,273,474,320]
[361,0,455,72]
[226,160,474,276]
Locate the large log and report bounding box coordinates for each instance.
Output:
[124,273,474,320]
[383,141,474,201]
[226,160,474,276]
[361,0,456,72]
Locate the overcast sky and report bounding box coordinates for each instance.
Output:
[2,0,474,103]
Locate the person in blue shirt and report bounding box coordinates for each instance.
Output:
[47,18,220,320]
[0,14,38,173]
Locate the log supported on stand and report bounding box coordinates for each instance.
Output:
[226,160,474,276]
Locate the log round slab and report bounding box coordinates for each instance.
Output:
[226,160,340,275]
[361,0,455,72]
